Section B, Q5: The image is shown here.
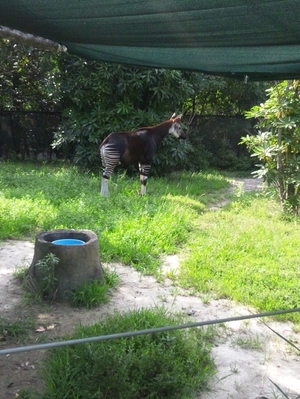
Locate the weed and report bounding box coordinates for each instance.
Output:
[68,268,119,308]
[199,292,212,304]
[171,287,179,298]
[233,181,245,198]
[103,268,120,287]
[164,269,177,280]
[13,265,41,304]
[157,292,168,302]
[13,265,29,280]
[41,307,216,399]
[233,379,243,393]
[292,323,300,334]
[68,280,109,308]
[16,254,60,303]
[230,362,239,374]
[0,316,35,343]
[261,319,300,356]
[32,253,59,301]
[232,334,263,350]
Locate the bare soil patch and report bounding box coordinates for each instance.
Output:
[0,178,299,399]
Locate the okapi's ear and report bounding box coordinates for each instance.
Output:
[176,114,183,120]
[171,113,176,119]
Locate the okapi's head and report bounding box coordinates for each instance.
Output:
[169,113,187,139]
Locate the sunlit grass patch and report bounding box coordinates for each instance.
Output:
[0,196,55,239]
[151,170,230,197]
[0,162,221,273]
[2,161,300,323]
[176,195,300,322]
[102,199,196,272]
[41,308,216,399]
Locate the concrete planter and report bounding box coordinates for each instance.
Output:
[28,229,104,300]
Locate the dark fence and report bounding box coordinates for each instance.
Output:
[0,110,61,160]
[0,111,257,169]
[188,115,257,170]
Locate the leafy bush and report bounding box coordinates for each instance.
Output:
[54,57,201,171]
[42,308,216,399]
[242,80,300,214]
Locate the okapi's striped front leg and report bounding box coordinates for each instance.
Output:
[139,163,151,195]
[100,144,120,196]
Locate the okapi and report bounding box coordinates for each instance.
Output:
[99,113,186,196]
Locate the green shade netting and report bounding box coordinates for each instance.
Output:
[1,0,300,80]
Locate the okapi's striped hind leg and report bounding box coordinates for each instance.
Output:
[100,144,120,196]
[139,163,151,195]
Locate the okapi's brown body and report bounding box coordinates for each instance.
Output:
[99,114,186,196]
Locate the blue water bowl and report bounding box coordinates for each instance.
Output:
[52,239,85,246]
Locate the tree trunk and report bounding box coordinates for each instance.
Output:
[276,126,285,204]
[28,229,104,300]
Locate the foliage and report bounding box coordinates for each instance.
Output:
[0,40,267,170]
[0,39,62,159]
[184,75,268,116]
[41,308,216,399]
[68,269,120,308]
[15,253,59,303]
[0,39,61,112]
[241,80,300,214]
[54,56,266,171]
[54,56,264,170]
[33,253,59,300]
[53,57,200,170]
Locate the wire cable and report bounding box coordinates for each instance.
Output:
[1,307,299,356]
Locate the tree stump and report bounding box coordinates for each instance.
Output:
[28,229,104,300]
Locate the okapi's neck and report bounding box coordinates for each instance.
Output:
[147,120,173,145]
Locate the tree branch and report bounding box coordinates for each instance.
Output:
[0,25,67,52]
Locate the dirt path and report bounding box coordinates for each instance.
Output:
[0,178,299,399]
[208,177,265,210]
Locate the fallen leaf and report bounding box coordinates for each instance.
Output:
[46,324,56,330]
[36,326,46,333]
[17,362,35,370]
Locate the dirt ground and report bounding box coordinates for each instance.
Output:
[0,178,299,399]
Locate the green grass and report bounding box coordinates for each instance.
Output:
[176,194,300,322]
[68,269,120,308]
[40,308,216,399]
[1,160,300,323]
[0,161,228,273]
[0,316,36,342]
